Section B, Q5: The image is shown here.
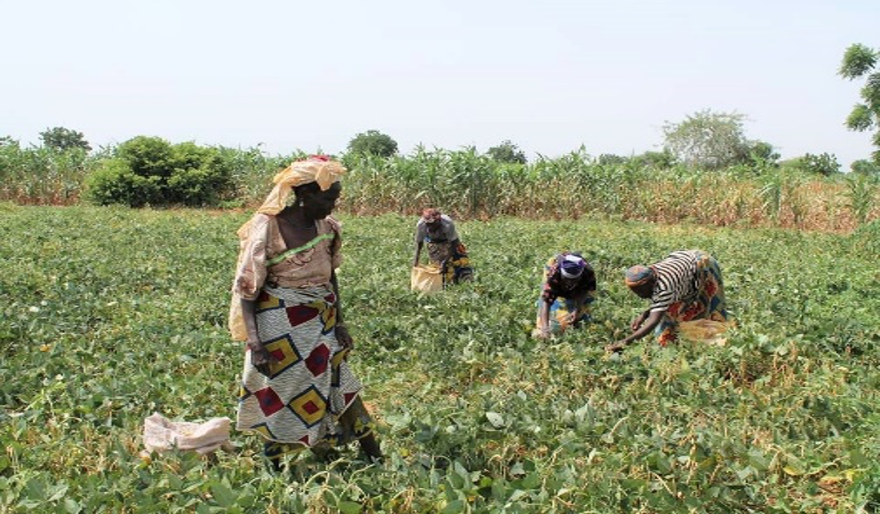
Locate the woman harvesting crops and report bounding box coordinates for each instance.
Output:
[412,208,474,285]
[608,249,727,351]
[534,252,597,339]
[229,156,381,469]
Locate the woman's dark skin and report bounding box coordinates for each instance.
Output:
[537,282,593,339]
[412,209,461,269]
[239,181,381,460]
[242,181,349,374]
[606,278,664,352]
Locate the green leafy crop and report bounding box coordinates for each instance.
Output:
[1,206,878,512]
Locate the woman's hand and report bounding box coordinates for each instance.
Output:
[611,310,663,352]
[535,325,552,340]
[606,340,627,353]
[631,312,648,331]
[248,341,276,377]
[336,324,354,349]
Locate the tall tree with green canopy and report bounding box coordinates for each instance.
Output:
[39,127,92,152]
[486,140,527,164]
[839,43,880,163]
[347,130,398,158]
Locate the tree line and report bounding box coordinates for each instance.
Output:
[2,43,879,209]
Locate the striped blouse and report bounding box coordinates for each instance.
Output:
[649,250,703,313]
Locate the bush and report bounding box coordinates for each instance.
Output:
[632,149,675,169]
[84,158,161,207]
[84,137,233,207]
[117,136,176,179]
[597,154,628,167]
[747,141,780,168]
[783,153,841,176]
[166,158,232,206]
[851,159,880,175]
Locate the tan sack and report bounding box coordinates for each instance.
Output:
[142,412,231,455]
[411,265,443,292]
[679,319,731,345]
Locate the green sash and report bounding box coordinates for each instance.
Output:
[267,233,334,267]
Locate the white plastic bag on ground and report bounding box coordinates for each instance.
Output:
[142,412,232,456]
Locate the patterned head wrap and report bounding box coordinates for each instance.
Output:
[559,255,587,279]
[255,156,346,216]
[625,265,655,287]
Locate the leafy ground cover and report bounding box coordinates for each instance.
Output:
[1,204,878,513]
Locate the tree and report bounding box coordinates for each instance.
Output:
[748,141,780,166]
[597,154,627,166]
[662,110,752,169]
[782,153,841,176]
[486,140,527,164]
[851,158,880,175]
[347,130,398,157]
[839,44,880,163]
[39,126,91,152]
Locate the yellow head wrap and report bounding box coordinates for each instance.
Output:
[256,157,347,215]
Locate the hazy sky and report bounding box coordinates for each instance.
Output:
[3,0,878,168]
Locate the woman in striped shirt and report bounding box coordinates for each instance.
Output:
[608,250,727,351]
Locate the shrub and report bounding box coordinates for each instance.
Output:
[747,141,780,169]
[84,137,233,207]
[597,154,628,166]
[84,158,161,207]
[803,153,841,175]
[117,136,176,179]
[167,156,232,206]
[851,159,880,175]
[632,149,675,169]
[783,153,841,176]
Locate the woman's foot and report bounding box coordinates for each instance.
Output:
[358,434,383,463]
[310,444,341,463]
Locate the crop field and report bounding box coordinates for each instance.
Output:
[1,204,879,513]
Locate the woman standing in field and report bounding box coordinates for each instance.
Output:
[229,156,381,468]
[534,252,597,339]
[608,249,727,352]
[412,208,474,285]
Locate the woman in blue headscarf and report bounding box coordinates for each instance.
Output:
[608,249,727,351]
[534,252,597,339]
